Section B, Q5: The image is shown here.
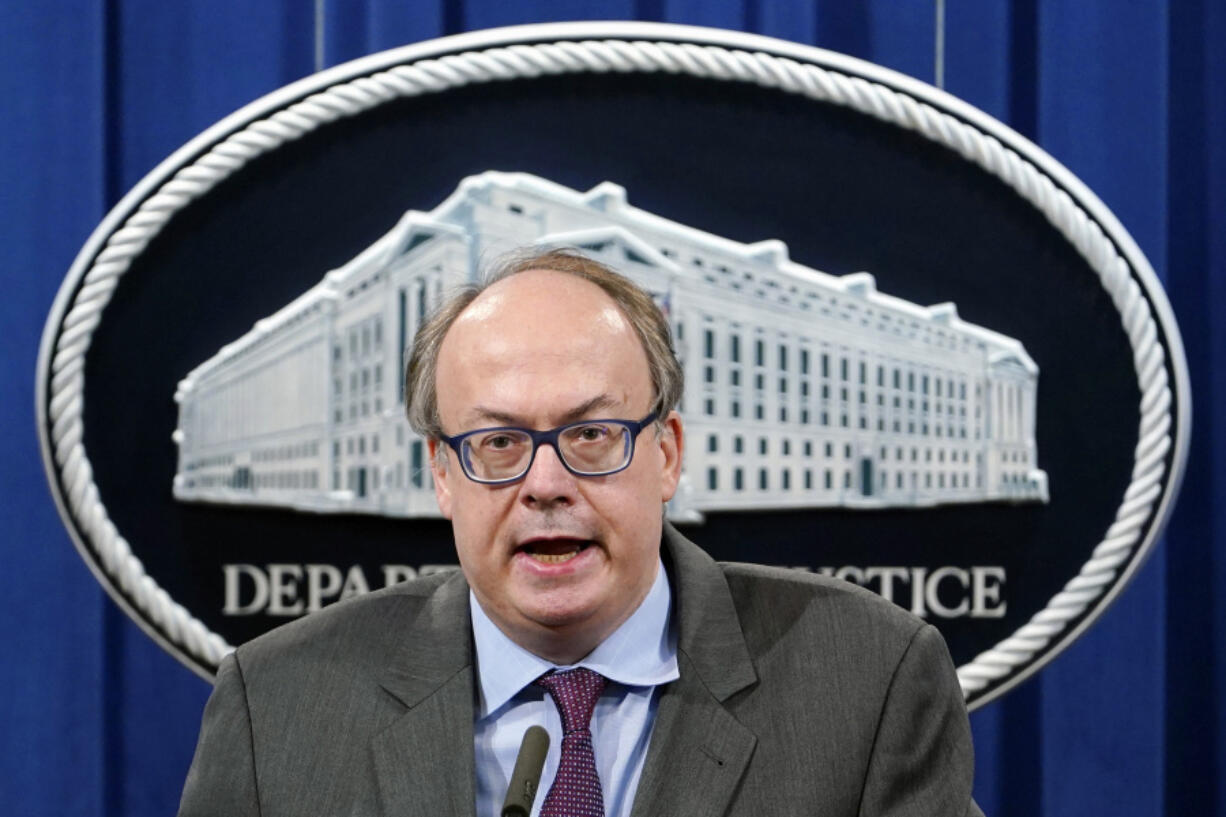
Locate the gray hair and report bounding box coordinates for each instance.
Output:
[404,248,683,439]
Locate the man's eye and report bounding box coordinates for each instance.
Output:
[483,434,520,450]
[572,425,608,442]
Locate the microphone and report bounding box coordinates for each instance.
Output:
[501,725,550,817]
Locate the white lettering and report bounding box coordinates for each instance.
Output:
[925,567,971,618]
[864,567,908,604]
[971,566,1007,617]
[909,567,928,617]
[267,564,304,616]
[822,565,1007,619]
[222,564,269,615]
[305,564,343,613]
[341,565,371,599]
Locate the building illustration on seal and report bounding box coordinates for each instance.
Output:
[172,171,1048,521]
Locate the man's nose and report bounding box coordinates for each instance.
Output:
[519,442,578,507]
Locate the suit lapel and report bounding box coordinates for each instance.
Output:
[630,526,759,817]
[371,572,477,817]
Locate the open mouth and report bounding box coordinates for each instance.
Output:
[518,538,593,565]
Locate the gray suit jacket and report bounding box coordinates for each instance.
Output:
[180,527,983,816]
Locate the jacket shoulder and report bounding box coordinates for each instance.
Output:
[717,561,928,664]
[231,569,462,682]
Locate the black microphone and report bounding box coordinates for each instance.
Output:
[501,725,550,817]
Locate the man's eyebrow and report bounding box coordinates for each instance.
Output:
[467,394,620,428]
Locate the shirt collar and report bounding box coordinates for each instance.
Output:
[471,559,679,719]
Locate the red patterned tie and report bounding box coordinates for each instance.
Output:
[536,668,608,817]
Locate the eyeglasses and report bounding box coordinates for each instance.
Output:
[440,412,658,484]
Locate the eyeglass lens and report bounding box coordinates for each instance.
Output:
[462,422,632,480]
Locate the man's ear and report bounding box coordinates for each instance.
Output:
[658,410,684,502]
[427,439,454,519]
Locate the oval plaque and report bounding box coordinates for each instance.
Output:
[37,22,1190,709]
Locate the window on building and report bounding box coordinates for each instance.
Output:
[759,469,768,490]
[844,444,853,459]
[783,440,791,456]
[759,437,768,455]
[411,441,423,488]
[734,435,744,454]
[707,468,718,491]
[859,361,866,384]
[731,401,740,418]
[755,404,764,420]
[731,335,740,362]
[734,468,744,491]
[844,471,852,489]
[704,329,714,359]
[779,377,788,394]
[825,469,833,489]
[707,434,718,453]
[705,366,715,383]
[782,470,791,490]
[704,399,715,416]
[755,339,765,366]
[822,353,830,378]
[841,358,849,380]
[779,345,788,371]
[805,470,813,489]
[801,349,810,374]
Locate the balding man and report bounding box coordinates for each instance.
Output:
[180,249,982,817]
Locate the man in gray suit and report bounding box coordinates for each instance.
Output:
[180,249,983,816]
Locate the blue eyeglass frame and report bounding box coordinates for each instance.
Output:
[439,411,659,485]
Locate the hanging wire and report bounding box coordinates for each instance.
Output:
[934,0,946,88]
[315,0,327,73]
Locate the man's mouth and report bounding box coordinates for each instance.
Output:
[517,538,593,565]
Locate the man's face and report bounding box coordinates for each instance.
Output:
[429,269,683,662]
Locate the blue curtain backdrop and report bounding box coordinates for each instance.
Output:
[3,2,1222,815]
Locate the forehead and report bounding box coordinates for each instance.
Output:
[436,270,652,420]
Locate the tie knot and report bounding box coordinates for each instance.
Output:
[535,668,607,734]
